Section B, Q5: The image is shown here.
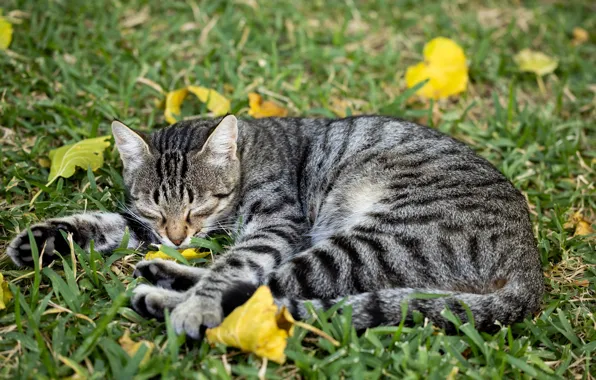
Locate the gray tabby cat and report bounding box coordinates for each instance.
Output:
[8,115,543,338]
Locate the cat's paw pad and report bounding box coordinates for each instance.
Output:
[131,284,185,320]
[171,295,222,340]
[133,259,203,291]
[7,224,70,266]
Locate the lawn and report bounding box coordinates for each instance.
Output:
[0,0,595,378]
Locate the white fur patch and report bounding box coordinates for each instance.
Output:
[310,183,384,244]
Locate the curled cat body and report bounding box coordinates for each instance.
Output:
[8,115,543,338]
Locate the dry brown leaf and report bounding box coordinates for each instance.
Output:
[121,6,150,29]
[571,27,589,46]
[573,279,590,287]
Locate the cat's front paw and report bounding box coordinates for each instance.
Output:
[133,259,207,291]
[131,284,186,320]
[7,223,71,266]
[170,295,223,340]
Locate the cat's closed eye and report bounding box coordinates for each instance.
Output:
[187,209,211,222]
[213,192,232,199]
[139,209,165,223]
[213,187,236,199]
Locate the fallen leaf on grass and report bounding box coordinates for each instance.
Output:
[46,136,111,186]
[164,86,230,124]
[564,211,594,237]
[38,157,51,168]
[206,286,293,364]
[514,49,558,76]
[0,273,13,310]
[121,6,150,29]
[118,330,154,367]
[206,286,338,364]
[405,37,468,100]
[571,27,589,46]
[0,10,13,50]
[145,248,210,261]
[514,49,558,95]
[248,93,288,118]
[573,279,590,287]
[574,220,594,237]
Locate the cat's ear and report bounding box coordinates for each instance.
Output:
[201,115,238,163]
[112,120,151,170]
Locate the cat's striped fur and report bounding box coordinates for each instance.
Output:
[8,115,543,337]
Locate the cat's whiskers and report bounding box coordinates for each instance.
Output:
[115,199,154,233]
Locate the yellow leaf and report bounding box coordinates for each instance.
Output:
[38,157,51,168]
[164,88,189,124]
[46,136,111,186]
[0,273,13,310]
[564,211,594,237]
[248,93,288,118]
[164,86,230,124]
[0,10,13,50]
[118,330,154,367]
[575,220,594,237]
[571,27,589,46]
[206,286,293,364]
[513,49,558,76]
[187,86,231,117]
[405,37,468,100]
[145,248,210,261]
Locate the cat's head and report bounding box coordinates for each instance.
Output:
[112,115,241,247]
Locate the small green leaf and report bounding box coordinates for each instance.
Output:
[190,237,224,253]
[46,136,111,186]
[158,244,190,265]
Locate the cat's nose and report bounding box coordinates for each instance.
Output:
[169,236,184,246]
[165,224,187,246]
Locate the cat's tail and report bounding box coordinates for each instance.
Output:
[275,275,543,332]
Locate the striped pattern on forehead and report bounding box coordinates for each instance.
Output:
[150,123,217,154]
[154,150,190,202]
[149,121,219,202]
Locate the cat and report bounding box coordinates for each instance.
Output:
[7,114,544,338]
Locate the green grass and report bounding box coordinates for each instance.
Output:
[1,0,595,378]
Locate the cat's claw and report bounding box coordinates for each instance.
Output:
[134,259,207,291]
[7,224,68,266]
[131,284,185,320]
[133,260,177,287]
[170,295,223,340]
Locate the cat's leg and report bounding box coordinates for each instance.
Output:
[131,261,208,317]
[7,211,158,266]
[266,232,399,301]
[164,215,307,338]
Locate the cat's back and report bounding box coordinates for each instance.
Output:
[238,115,524,208]
[240,115,475,164]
